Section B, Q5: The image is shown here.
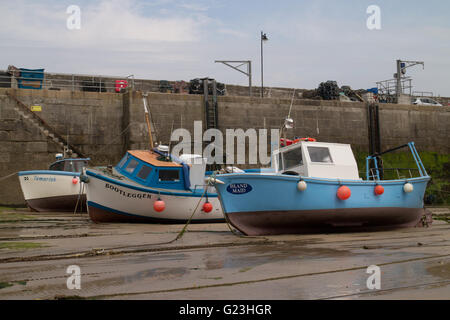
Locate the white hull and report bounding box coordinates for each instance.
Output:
[86,169,224,222]
[18,171,85,212]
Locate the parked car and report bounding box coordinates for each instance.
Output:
[412,97,443,106]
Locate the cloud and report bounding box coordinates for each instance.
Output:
[0,0,210,49]
[217,28,248,38]
[0,0,449,96]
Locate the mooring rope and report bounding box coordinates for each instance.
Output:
[0,171,19,182]
[73,180,86,215]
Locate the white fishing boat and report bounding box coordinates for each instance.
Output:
[18,154,89,212]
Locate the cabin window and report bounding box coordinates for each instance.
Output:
[67,160,87,173]
[137,165,152,180]
[159,169,180,182]
[282,147,303,169]
[117,156,128,168]
[308,147,333,163]
[124,159,139,174]
[49,161,64,171]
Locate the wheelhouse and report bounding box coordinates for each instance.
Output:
[49,158,90,173]
[115,150,189,191]
[272,141,360,180]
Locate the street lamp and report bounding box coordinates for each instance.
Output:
[260,31,268,98]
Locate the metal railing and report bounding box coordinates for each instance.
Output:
[368,167,420,180]
[412,91,434,97]
[0,70,200,94]
[0,69,148,93]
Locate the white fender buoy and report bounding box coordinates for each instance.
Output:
[297,180,307,191]
[403,183,414,193]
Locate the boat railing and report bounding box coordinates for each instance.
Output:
[365,142,428,180]
[368,167,421,181]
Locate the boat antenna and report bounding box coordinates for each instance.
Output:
[280,89,296,144]
[142,93,155,150]
[166,120,174,161]
[287,89,295,119]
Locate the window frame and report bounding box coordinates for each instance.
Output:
[135,164,153,182]
[124,158,140,175]
[158,169,181,183]
[281,147,304,170]
[307,146,334,164]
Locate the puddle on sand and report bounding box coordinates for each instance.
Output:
[85,267,189,289]
[426,261,450,280]
[203,243,351,270]
[122,252,188,264]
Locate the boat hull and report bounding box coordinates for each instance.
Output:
[85,169,224,223]
[215,174,430,235]
[18,171,86,212]
[226,207,425,236]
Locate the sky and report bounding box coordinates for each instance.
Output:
[1,0,449,96]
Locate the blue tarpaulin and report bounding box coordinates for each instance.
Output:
[366,87,378,94]
[18,68,44,89]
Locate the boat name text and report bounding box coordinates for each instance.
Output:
[33,176,56,182]
[105,183,152,199]
[226,183,253,194]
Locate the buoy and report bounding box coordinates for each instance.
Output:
[72,177,78,184]
[202,202,213,213]
[403,183,414,193]
[297,180,307,191]
[374,184,384,195]
[153,199,165,212]
[337,185,351,200]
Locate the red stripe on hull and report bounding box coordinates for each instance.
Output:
[226,207,425,236]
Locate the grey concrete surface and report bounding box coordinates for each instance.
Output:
[0,207,449,300]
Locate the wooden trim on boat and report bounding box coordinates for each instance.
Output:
[128,150,182,168]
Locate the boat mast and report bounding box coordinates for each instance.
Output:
[142,93,154,150]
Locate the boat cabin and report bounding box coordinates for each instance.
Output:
[49,158,89,173]
[115,150,207,191]
[272,141,360,180]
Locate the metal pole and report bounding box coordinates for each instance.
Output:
[248,61,252,97]
[260,31,263,98]
[396,59,401,101]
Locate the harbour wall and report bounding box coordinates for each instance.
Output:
[0,87,449,205]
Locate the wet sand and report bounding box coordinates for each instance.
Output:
[0,207,449,300]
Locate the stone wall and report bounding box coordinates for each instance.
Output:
[1,87,449,205]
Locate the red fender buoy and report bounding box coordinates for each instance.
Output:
[202,202,213,213]
[374,185,384,196]
[72,177,78,184]
[154,199,165,212]
[337,185,351,200]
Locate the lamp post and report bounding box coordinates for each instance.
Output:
[260,31,268,98]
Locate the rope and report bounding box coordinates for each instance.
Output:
[131,182,210,247]
[208,171,269,240]
[0,171,19,182]
[73,180,86,215]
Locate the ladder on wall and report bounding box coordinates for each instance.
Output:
[202,78,218,130]
[202,78,221,171]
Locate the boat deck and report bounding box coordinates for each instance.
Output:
[0,207,449,300]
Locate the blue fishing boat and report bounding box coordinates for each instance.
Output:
[214,141,430,235]
[84,146,225,223]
